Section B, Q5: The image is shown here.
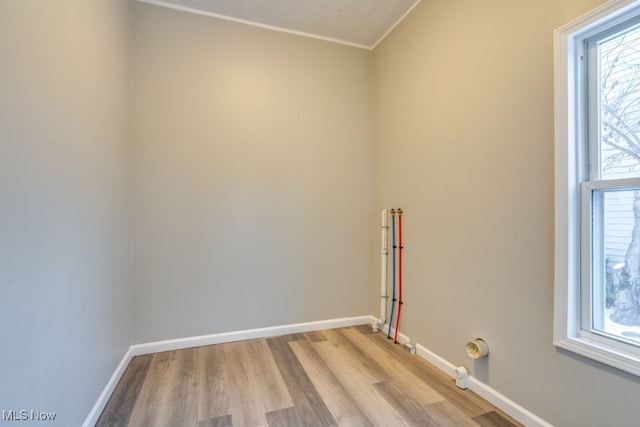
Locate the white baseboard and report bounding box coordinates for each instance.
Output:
[85,315,551,427]
[414,342,458,377]
[83,315,374,426]
[354,321,550,425]
[82,347,134,427]
[380,323,411,345]
[414,342,553,427]
[130,315,374,356]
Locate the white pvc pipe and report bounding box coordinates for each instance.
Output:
[373,209,389,332]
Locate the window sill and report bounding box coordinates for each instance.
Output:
[554,335,640,376]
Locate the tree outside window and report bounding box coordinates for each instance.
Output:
[598,24,640,334]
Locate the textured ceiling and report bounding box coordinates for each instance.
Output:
[141,0,420,49]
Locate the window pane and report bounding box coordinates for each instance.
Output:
[600,25,640,180]
[595,188,640,345]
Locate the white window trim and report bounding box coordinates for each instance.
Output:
[554,0,640,376]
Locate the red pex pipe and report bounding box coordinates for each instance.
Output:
[394,209,403,343]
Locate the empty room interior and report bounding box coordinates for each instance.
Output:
[3,0,640,426]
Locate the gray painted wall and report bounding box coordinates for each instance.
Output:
[372,1,640,426]
[132,3,373,343]
[0,1,132,425]
[5,1,639,424]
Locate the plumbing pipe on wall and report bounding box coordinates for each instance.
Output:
[374,209,389,332]
[394,208,404,343]
[387,209,397,339]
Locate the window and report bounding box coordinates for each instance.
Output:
[555,0,640,375]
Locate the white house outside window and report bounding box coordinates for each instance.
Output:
[555,0,640,375]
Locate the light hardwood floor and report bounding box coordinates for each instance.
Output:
[97,325,523,426]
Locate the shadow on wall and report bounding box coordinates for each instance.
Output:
[472,357,490,384]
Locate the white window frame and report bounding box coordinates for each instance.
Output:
[554,0,640,376]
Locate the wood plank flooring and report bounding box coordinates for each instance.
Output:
[97,325,523,427]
